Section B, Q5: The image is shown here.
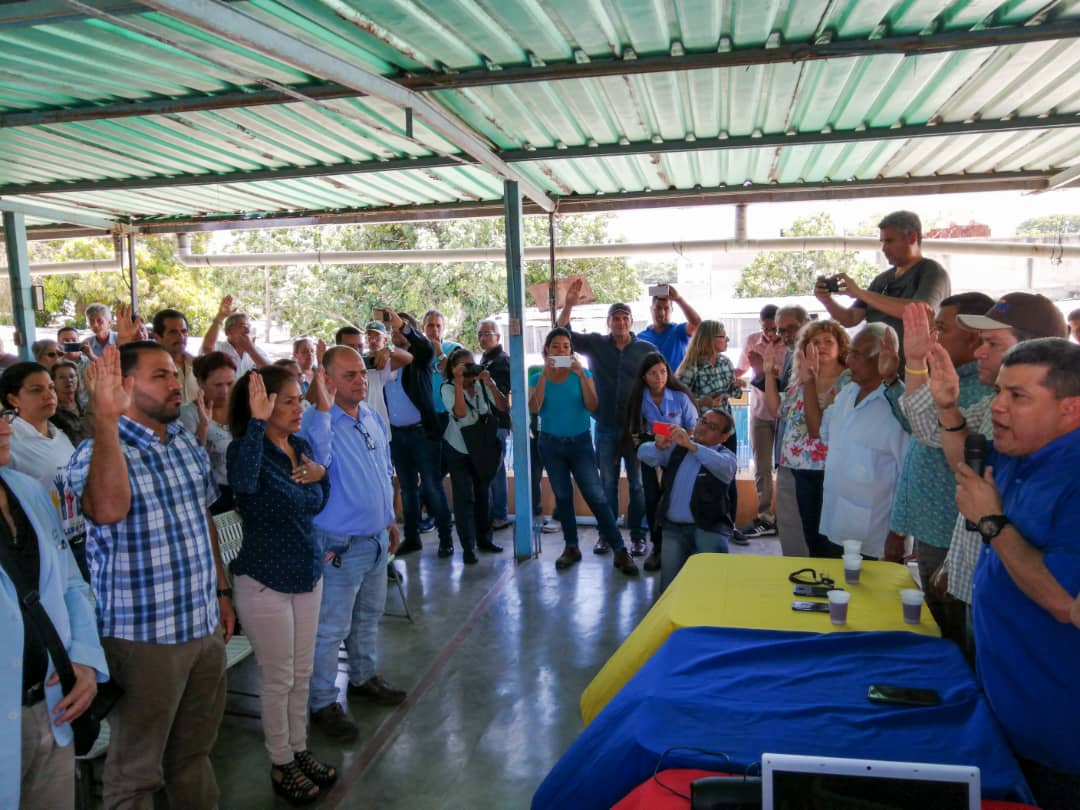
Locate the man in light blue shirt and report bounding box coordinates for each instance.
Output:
[637,284,701,371]
[638,409,737,592]
[301,347,404,743]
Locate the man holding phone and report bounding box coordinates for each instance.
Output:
[638,284,701,371]
[362,318,412,428]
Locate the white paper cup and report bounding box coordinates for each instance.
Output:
[842,540,863,557]
[901,588,924,624]
[843,554,863,585]
[827,589,851,625]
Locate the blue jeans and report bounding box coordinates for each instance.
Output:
[660,522,730,593]
[309,528,388,711]
[538,431,623,550]
[488,427,509,521]
[391,424,452,545]
[594,426,645,542]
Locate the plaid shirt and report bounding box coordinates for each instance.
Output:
[898,384,994,603]
[66,416,219,643]
[678,357,742,409]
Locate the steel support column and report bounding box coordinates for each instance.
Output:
[503,181,534,560]
[3,212,36,360]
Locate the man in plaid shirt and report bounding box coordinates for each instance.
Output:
[66,343,235,810]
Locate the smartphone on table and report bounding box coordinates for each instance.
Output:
[867,684,941,707]
[791,601,830,613]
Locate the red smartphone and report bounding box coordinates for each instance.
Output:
[653,422,674,437]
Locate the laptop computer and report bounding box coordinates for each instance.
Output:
[761,753,980,810]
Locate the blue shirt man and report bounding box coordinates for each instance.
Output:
[636,285,701,371]
[950,339,1080,808]
[301,346,405,741]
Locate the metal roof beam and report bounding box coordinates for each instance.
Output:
[126,172,1052,234]
[4,114,1075,196]
[1044,162,1080,191]
[0,199,116,229]
[4,20,1079,126]
[123,0,554,212]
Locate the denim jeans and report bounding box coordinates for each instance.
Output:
[444,442,493,550]
[660,522,730,592]
[309,528,388,711]
[488,427,509,521]
[390,424,452,545]
[594,426,645,541]
[538,431,623,550]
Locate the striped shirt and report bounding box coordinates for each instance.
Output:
[65,416,219,644]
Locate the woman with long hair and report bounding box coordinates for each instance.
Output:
[226,366,335,805]
[764,319,852,557]
[529,328,638,575]
[179,351,237,514]
[440,346,508,563]
[623,351,698,572]
[675,321,743,540]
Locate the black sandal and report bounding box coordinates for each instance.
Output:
[271,761,319,806]
[294,749,338,788]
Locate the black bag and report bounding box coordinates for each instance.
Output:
[456,384,503,482]
[0,535,122,756]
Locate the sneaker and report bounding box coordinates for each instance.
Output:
[613,548,640,576]
[555,546,582,570]
[311,703,358,742]
[742,520,777,539]
[418,516,435,533]
[593,538,610,555]
[643,547,662,572]
[463,550,479,565]
[491,517,513,530]
[730,528,750,546]
[540,517,561,534]
[629,538,648,557]
[347,675,407,706]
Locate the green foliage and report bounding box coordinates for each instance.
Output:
[1016,214,1080,237]
[735,213,880,298]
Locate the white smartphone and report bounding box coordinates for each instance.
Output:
[551,355,573,368]
[648,284,670,297]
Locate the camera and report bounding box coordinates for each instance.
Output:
[462,362,484,377]
[820,275,841,294]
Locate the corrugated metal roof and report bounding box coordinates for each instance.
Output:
[0,0,1077,231]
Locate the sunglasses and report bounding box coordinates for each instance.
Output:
[353,419,375,450]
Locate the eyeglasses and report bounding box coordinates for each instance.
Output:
[762,327,778,334]
[353,419,375,450]
[42,351,60,358]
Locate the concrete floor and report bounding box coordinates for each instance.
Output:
[207,526,782,810]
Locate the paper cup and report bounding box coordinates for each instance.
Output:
[827,589,851,626]
[843,554,863,585]
[842,540,863,557]
[901,589,924,625]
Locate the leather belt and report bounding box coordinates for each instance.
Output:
[23,681,45,706]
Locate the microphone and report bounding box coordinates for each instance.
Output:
[963,433,987,531]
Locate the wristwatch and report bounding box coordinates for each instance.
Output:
[976,514,1010,543]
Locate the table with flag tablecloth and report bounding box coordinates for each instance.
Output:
[581,553,939,725]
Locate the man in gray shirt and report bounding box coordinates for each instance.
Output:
[815,210,951,358]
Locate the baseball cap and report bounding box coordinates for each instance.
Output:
[364,321,388,334]
[957,293,1067,338]
[608,303,632,318]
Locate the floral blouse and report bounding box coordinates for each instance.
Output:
[778,369,852,470]
[678,356,742,409]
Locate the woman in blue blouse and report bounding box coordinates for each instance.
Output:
[226,367,334,805]
[529,328,638,575]
[623,352,698,571]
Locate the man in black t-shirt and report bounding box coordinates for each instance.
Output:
[815,210,951,358]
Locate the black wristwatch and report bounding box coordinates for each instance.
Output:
[976,515,1010,543]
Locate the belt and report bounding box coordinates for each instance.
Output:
[23,681,45,706]
[390,422,423,431]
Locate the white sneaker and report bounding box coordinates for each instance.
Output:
[540,517,561,534]
[491,518,513,530]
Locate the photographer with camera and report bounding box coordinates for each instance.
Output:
[814,211,950,360]
[441,349,508,563]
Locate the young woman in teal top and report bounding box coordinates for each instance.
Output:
[528,328,637,575]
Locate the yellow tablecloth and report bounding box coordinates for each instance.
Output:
[580,553,939,726]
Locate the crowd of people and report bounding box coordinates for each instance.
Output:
[2,209,1079,810]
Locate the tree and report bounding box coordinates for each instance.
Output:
[734,212,880,298]
[1017,214,1080,237]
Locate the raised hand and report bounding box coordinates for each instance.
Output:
[114,302,144,346]
[88,346,131,420]
[798,343,820,385]
[247,371,276,421]
[216,295,235,323]
[315,339,327,367]
[927,343,960,410]
[565,277,584,307]
[194,388,211,427]
[311,367,335,412]
[877,329,900,382]
[667,284,681,302]
[902,302,935,367]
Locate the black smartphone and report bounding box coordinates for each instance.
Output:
[791,601,830,613]
[362,355,376,370]
[61,342,83,353]
[867,684,941,707]
[793,584,834,598]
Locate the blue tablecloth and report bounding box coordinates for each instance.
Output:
[534,627,1032,810]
